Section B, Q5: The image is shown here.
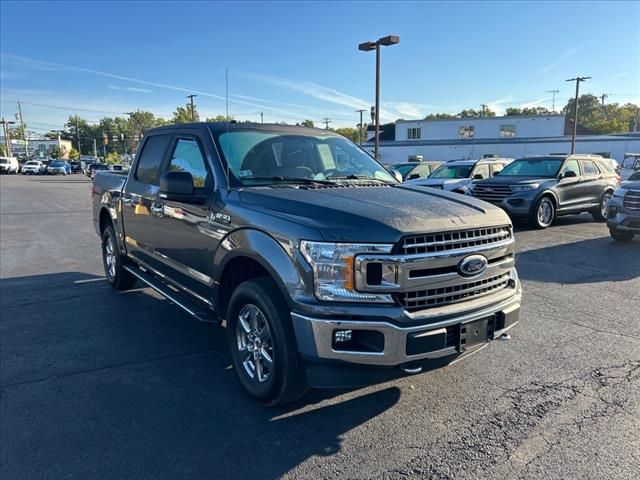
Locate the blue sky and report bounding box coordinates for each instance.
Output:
[1,0,638,131]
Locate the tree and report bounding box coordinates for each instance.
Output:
[68,148,80,160]
[50,146,63,159]
[562,95,639,134]
[424,113,455,120]
[298,119,315,128]
[333,127,361,143]
[172,103,200,123]
[506,106,552,116]
[205,115,234,122]
[106,151,121,164]
[0,144,6,156]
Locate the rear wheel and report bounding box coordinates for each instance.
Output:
[530,196,555,229]
[609,229,634,242]
[592,191,612,222]
[226,277,308,406]
[101,225,137,290]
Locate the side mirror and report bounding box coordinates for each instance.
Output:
[473,174,484,180]
[562,170,577,179]
[408,173,420,180]
[159,171,208,204]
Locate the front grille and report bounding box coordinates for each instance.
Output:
[397,273,511,311]
[401,226,512,255]
[623,190,640,211]
[472,184,512,202]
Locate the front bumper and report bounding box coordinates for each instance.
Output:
[291,284,521,368]
[607,202,640,233]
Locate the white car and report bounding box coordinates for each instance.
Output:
[21,160,46,175]
[406,157,513,194]
[620,153,640,180]
[0,156,20,174]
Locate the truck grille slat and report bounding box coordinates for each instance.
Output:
[397,273,511,311]
[624,191,640,211]
[401,226,512,256]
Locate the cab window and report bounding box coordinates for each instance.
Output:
[490,163,505,177]
[135,134,172,185]
[472,164,490,179]
[168,138,210,188]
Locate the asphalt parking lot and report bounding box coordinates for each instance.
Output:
[1,174,639,480]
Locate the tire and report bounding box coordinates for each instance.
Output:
[226,277,308,406]
[529,196,555,229]
[101,225,137,290]
[592,191,612,222]
[609,228,634,242]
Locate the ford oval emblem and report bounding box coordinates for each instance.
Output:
[458,254,488,277]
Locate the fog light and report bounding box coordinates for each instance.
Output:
[333,329,353,343]
[607,206,617,218]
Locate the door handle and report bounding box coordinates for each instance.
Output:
[150,202,164,216]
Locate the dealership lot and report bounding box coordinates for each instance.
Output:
[1,175,638,479]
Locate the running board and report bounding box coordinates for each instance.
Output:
[124,265,218,324]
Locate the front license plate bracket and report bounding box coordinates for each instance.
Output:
[459,316,494,351]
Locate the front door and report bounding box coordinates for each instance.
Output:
[555,158,583,209]
[151,131,220,302]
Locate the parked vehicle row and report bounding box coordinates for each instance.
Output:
[0,156,20,174]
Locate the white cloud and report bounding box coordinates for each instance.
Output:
[540,47,580,73]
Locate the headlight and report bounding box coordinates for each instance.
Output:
[300,241,394,303]
[511,184,539,192]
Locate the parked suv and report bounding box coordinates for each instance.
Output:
[407,157,513,193]
[0,156,20,174]
[390,160,442,181]
[607,171,640,241]
[471,155,619,228]
[92,122,522,405]
[21,160,46,175]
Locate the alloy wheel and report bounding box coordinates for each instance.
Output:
[601,192,612,218]
[104,237,116,279]
[537,199,553,227]
[236,304,274,383]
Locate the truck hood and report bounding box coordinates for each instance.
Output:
[238,184,510,243]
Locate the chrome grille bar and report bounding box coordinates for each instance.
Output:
[624,191,640,211]
[401,226,512,256]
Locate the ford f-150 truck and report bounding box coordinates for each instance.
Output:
[92,122,522,405]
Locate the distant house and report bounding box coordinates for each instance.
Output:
[364,114,639,164]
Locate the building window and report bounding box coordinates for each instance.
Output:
[500,124,516,137]
[407,127,421,140]
[458,125,474,139]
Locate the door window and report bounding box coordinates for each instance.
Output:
[168,138,210,188]
[561,159,580,177]
[134,134,172,185]
[490,163,505,177]
[581,160,600,176]
[473,164,490,179]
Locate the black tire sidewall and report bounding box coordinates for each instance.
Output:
[226,278,304,405]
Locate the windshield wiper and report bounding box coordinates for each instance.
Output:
[328,174,394,184]
[243,176,335,185]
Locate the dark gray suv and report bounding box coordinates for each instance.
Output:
[607,171,640,241]
[470,155,619,228]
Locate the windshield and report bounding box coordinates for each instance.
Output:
[622,157,640,169]
[498,157,563,177]
[430,164,473,179]
[215,131,396,186]
[629,171,640,181]
[50,161,64,167]
[25,161,39,166]
[394,164,419,177]
[0,159,8,164]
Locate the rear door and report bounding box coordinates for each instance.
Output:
[578,159,605,204]
[121,133,173,269]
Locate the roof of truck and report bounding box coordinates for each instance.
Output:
[148,122,341,137]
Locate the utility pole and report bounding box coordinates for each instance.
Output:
[260,112,264,124]
[1,118,16,156]
[565,76,590,154]
[322,117,332,129]
[75,116,82,155]
[480,104,488,117]
[93,138,97,157]
[356,109,366,145]
[600,93,609,119]
[546,90,560,113]
[16,101,29,159]
[186,95,197,122]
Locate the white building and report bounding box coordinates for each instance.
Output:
[368,114,640,164]
[1,137,73,159]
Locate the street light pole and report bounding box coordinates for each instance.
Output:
[356,109,366,145]
[359,35,399,161]
[566,76,590,154]
[186,94,197,122]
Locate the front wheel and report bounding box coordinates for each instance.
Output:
[592,191,612,222]
[530,196,555,229]
[102,225,137,290]
[226,277,308,406]
[609,228,634,242]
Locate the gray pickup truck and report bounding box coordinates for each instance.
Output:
[92,122,522,405]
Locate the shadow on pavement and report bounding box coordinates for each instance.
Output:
[1,272,402,479]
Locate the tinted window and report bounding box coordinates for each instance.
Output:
[629,171,640,181]
[473,164,490,179]
[168,138,210,188]
[581,160,600,175]
[135,134,171,185]
[561,159,580,176]
[430,164,474,179]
